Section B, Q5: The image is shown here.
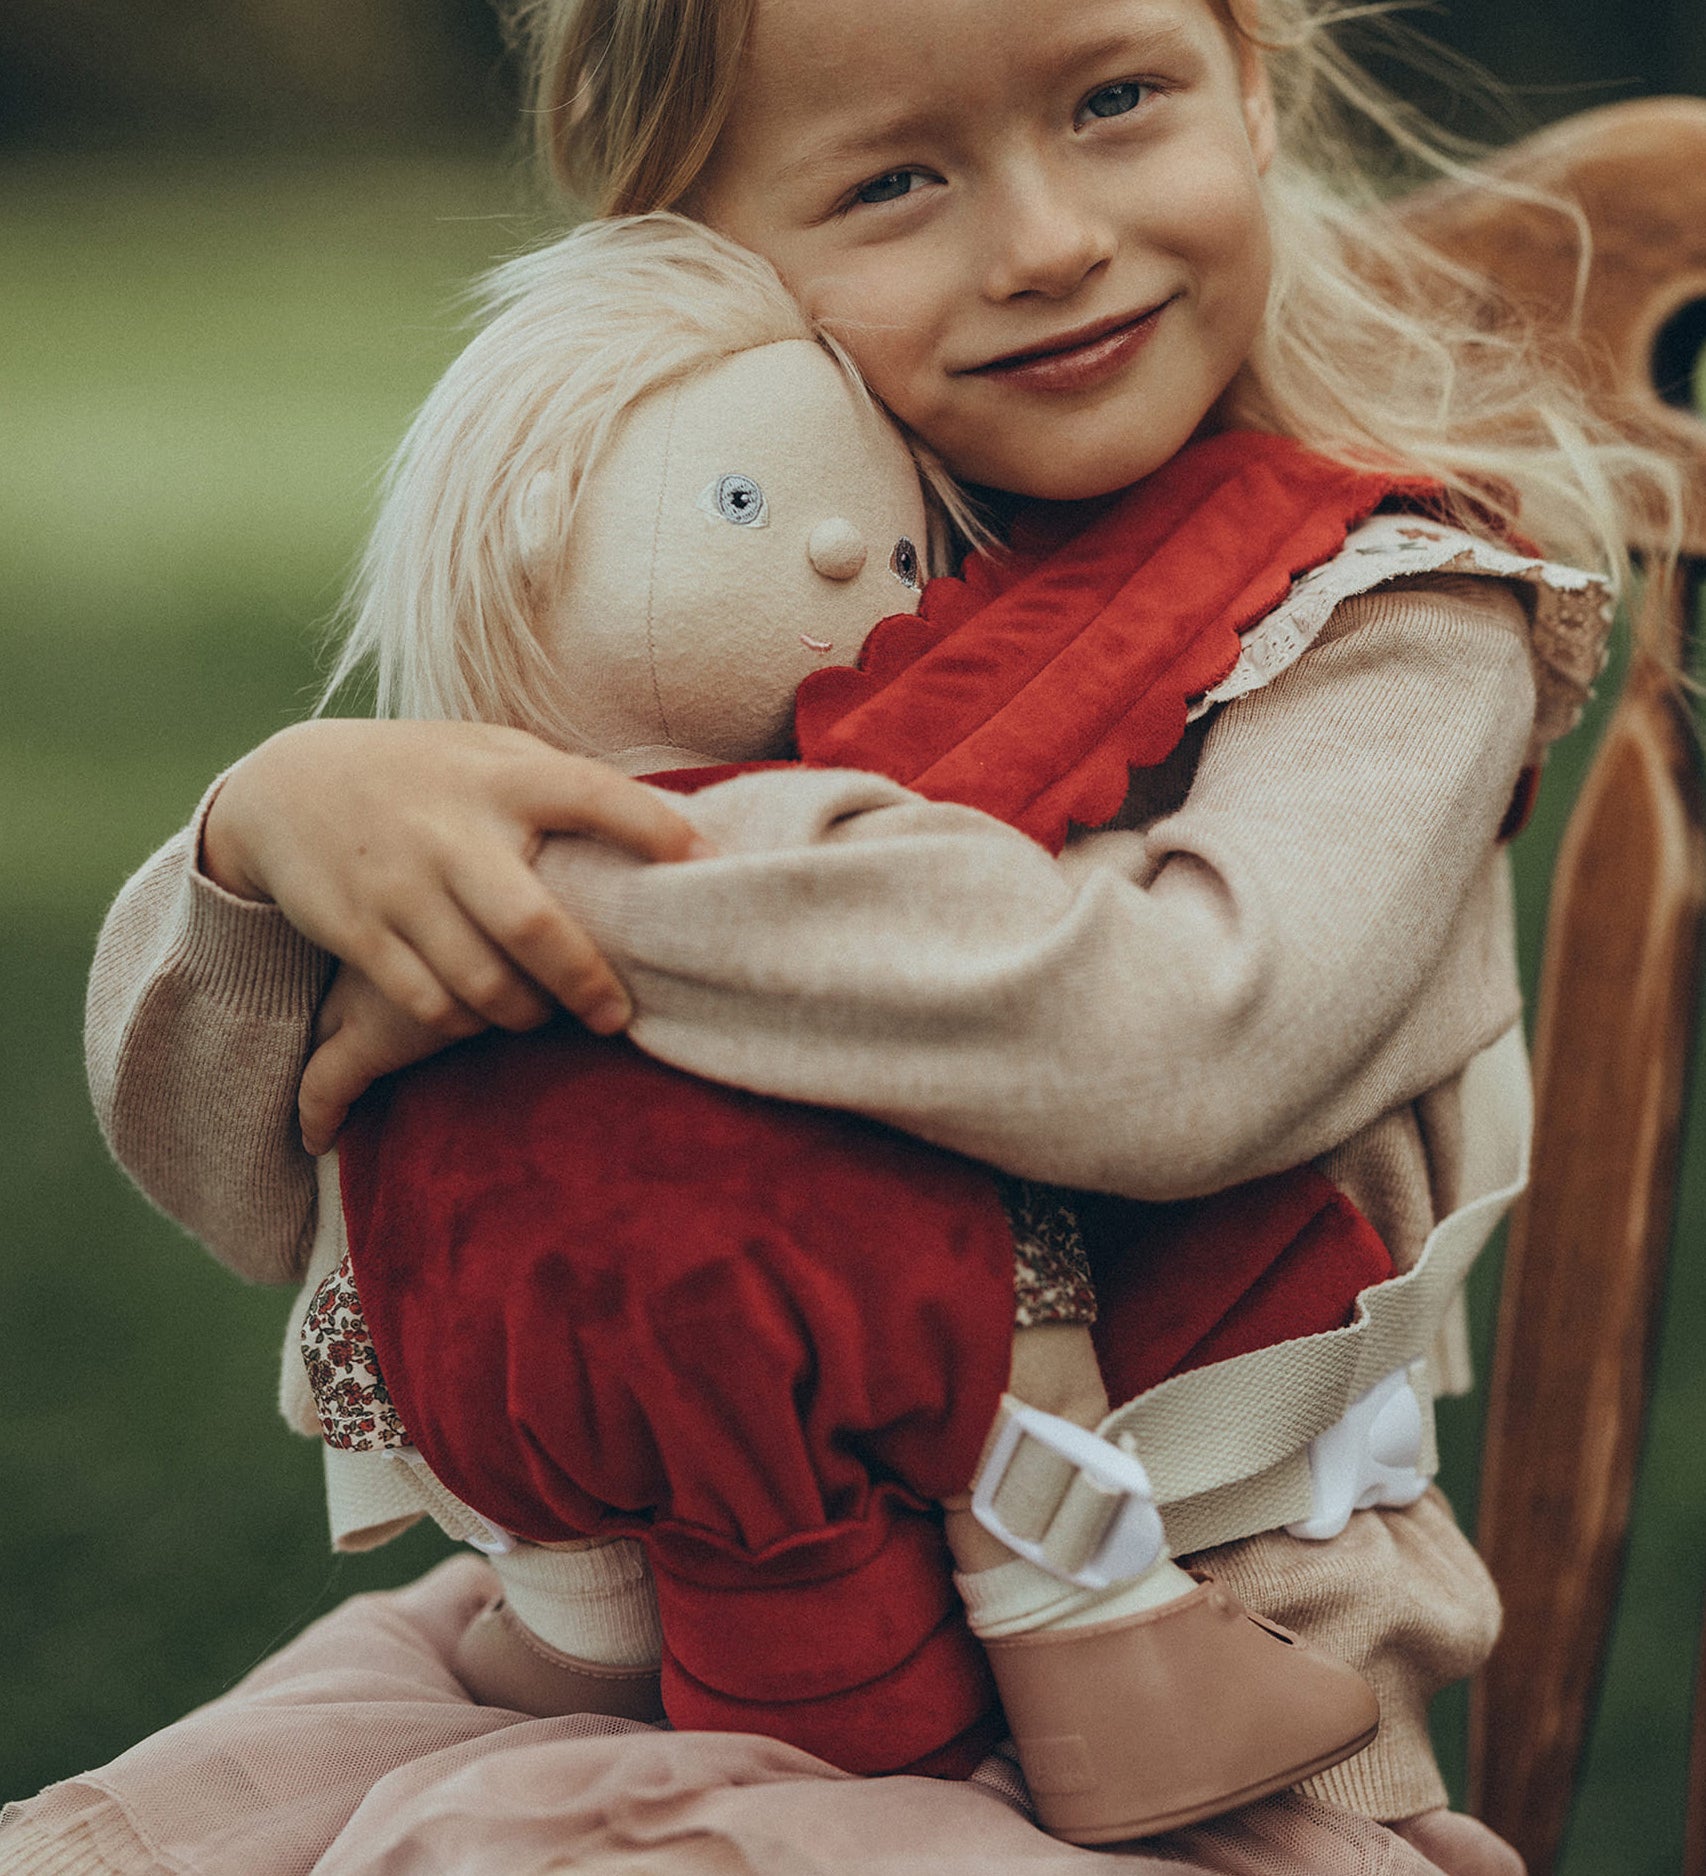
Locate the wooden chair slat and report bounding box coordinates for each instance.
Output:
[1404,97,1706,1874]
[1471,627,1706,1874]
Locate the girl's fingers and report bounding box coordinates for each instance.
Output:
[392,898,557,1033]
[518,757,715,864]
[298,1036,364,1156]
[448,857,633,1032]
[355,929,487,1040]
[299,1013,447,1155]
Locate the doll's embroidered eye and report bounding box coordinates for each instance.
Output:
[704,474,768,527]
[890,538,921,589]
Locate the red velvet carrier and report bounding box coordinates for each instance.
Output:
[340,434,1418,1778]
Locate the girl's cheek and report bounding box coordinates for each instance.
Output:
[799,276,921,407]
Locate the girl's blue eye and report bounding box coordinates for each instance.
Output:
[1084,82,1148,120]
[855,170,917,206]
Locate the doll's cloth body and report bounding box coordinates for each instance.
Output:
[85,459,1606,1815]
[317,436,1478,1781]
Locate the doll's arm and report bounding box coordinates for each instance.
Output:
[535,579,1537,1199]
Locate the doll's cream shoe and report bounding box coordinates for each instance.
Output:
[453,1594,666,1722]
[983,1578,1379,1842]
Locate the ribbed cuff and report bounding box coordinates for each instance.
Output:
[171,774,332,1021]
[1299,1695,1449,1821]
[0,1785,151,1875]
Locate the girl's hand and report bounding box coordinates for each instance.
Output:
[299,966,454,1155]
[202,717,709,1046]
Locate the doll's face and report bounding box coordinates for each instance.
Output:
[542,339,928,767]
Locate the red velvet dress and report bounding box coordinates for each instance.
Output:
[336,434,1423,1777]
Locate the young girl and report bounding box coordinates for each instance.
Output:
[81,0,1679,1869]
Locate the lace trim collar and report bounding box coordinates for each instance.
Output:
[1186,515,1614,760]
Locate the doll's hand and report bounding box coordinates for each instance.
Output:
[299,965,463,1154]
[202,719,705,1044]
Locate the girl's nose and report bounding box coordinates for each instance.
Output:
[985,171,1115,302]
[808,518,867,580]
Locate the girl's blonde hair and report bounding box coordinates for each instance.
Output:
[327,215,817,741]
[503,0,1684,609]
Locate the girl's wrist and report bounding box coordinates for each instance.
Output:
[198,766,272,903]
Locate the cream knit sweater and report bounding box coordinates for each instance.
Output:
[86,564,1590,1819]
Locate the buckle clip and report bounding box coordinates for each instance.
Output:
[1287,1365,1432,1542]
[971,1400,1167,1589]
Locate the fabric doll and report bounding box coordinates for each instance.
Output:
[282,212,1507,1843]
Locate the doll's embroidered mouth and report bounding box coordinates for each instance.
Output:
[963,300,1177,378]
[800,634,834,653]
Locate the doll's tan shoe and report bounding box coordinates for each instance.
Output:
[452,1594,666,1722]
[984,1578,1379,1843]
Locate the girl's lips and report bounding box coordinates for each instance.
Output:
[966,301,1175,395]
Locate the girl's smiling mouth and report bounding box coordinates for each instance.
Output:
[962,299,1179,395]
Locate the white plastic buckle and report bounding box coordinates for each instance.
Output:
[1287,1365,1432,1542]
[971,1401,1167,1589]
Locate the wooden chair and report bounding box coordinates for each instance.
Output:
[1404,99,1706,1876]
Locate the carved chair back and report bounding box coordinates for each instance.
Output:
[1403,97,1706,1876]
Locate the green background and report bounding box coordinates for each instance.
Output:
[2,5,1702,1870]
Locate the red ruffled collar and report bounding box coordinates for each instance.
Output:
[666,432,1441,851]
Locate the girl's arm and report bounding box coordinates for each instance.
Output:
[87,720,704,1281]
[523,578,1537,1199]
[86,806,332,1283]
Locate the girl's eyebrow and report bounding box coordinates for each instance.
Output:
[775,109,948,185]
[1072,19,1199,71]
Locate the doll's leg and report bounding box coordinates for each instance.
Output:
[451,1536,666,1722]
[941,1189,1380,1845]
[942,1181,1196,1600]
[303,1249,665,1722]
[943,1319,1201,1613]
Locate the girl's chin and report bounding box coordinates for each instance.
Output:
[970,453,1183,504]
[948,412,1214,504]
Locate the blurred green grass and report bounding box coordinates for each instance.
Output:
[0,154,551,1794]
[1,155,1702,1874]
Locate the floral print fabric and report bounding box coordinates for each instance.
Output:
[302,1251,409,1452]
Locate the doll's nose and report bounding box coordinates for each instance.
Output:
[808,518,868,581]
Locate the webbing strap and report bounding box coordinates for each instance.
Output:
[1099,1025,1532,1557]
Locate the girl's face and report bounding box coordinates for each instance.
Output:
[694,0,1277,501]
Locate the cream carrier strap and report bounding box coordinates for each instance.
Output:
[304,1026,1531,1579]
[973,1024,1531,1576]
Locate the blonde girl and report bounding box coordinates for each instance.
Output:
[85,1,1680,1870]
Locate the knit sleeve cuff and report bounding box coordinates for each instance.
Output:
[171,772,332,1022]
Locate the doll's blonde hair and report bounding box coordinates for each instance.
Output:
[503,0,1684,612]
[327,213,946,742]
